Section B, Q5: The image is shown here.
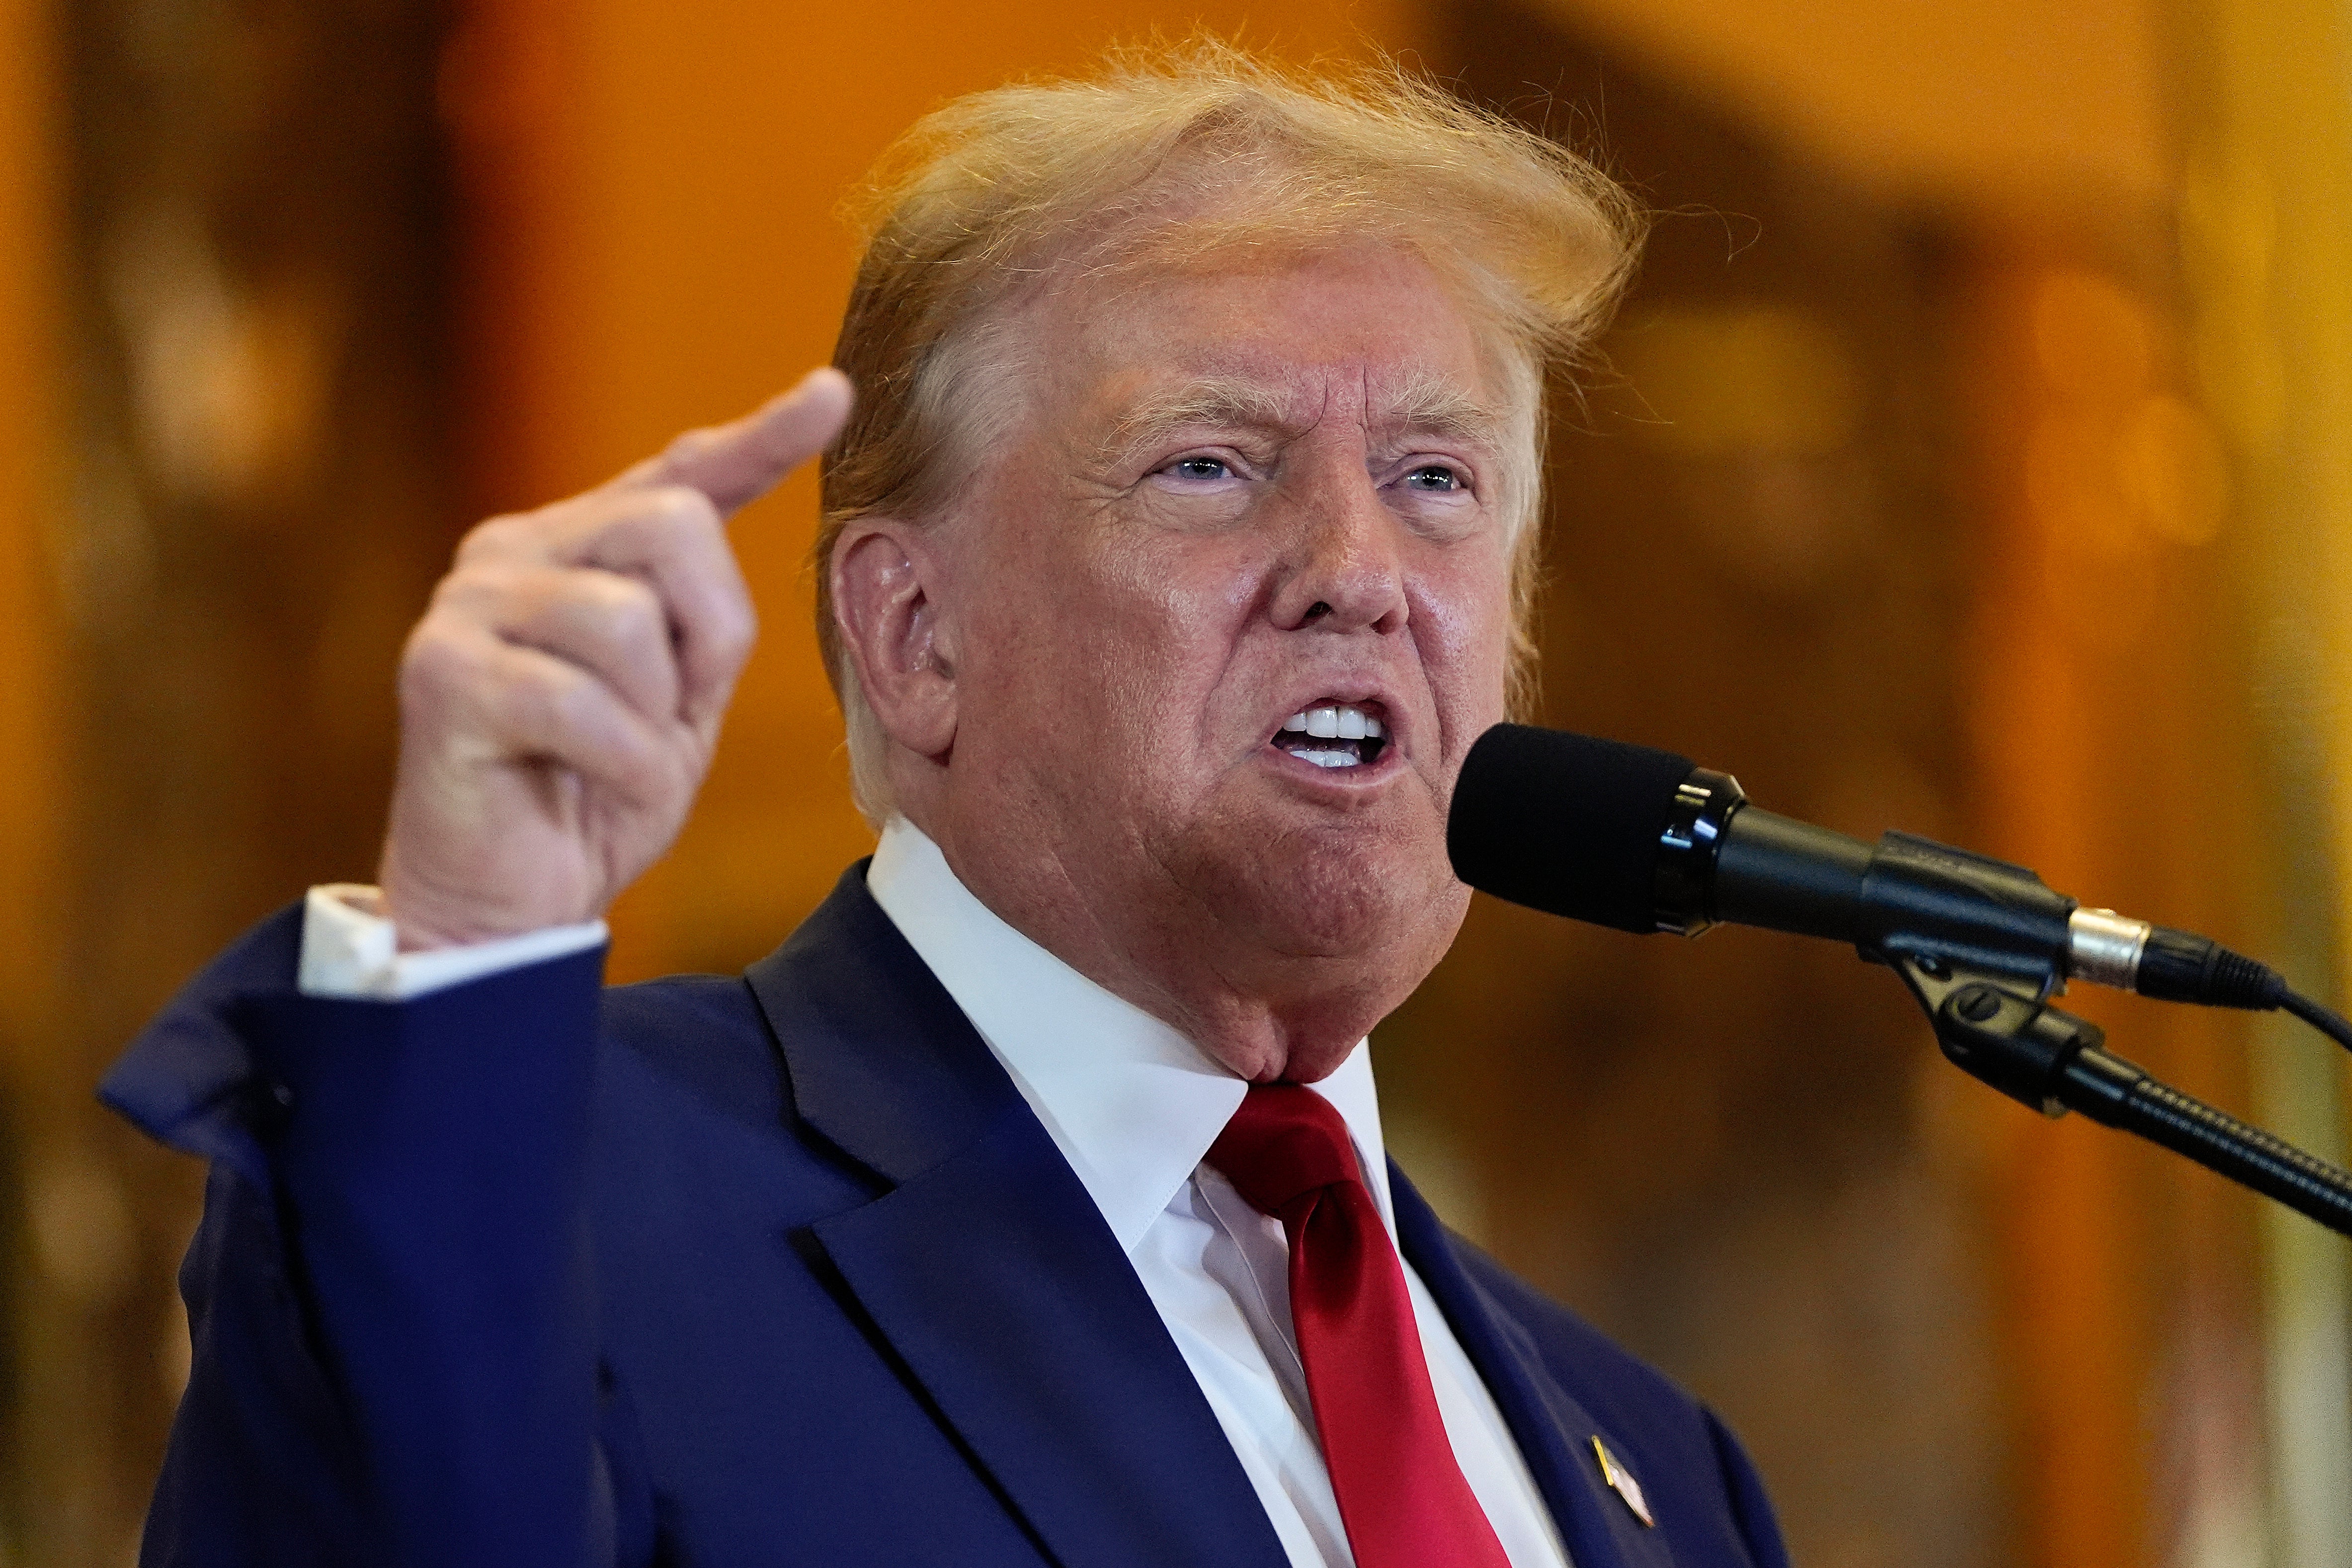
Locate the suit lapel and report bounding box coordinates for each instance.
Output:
[1392,1165,1676,1568]
[745,868,1288,1568]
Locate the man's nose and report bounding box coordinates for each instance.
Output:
[1268,460,1409,635]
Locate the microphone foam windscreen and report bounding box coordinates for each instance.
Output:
[1447,724,1698,934]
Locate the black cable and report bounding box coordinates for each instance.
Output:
[2283,988,2352,1053]
[2133,927,2352,1057]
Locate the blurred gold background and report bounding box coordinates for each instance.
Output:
[0,0,2347,1563]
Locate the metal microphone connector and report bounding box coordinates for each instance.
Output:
[2068,907,2285,1009]
[2066,908,2150,991]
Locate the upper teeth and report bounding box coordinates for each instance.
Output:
[1283,705,1385,741]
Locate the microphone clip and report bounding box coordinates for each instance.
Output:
[1888,952,2099,1118]
[1887,950,2352,1238]
[1858,832,2075,996]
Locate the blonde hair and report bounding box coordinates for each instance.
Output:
[815,43,1643,821]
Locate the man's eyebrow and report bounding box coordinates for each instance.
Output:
[1099,373,1504,458]
[1382,373,1505,446]
[1101,379,1303,455]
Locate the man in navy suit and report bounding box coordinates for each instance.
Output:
[105,49,1791,1568]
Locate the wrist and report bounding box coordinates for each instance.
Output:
[302,885,608,1000]
[376,851,600,953]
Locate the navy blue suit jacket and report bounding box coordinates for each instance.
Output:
[104,862,1790,1568]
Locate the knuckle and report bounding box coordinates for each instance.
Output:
[429,559,513,614]
[575,571,665,646]
[637,484,721,537]
[712,598,758,662]
[585,566,660,614]
[662,426,725,469]
[396,624,489,715]
[455,511,530,563]
[398,618,470,684]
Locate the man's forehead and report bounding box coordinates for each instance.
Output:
[979,241,1522,464]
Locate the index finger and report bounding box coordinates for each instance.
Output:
[606,367,855,519]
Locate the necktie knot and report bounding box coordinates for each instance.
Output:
[1207,1083,1363,1220]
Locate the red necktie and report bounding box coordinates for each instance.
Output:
[1208,1083,1514,1568]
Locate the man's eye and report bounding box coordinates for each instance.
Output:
[1164,456,1232,481]
[1404,465,1463,492]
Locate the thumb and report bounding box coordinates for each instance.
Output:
[608,367,855,519]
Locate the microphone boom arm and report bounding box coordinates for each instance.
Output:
[1891,951,2352,1238]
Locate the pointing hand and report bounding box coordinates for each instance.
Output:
[377,369,854,949]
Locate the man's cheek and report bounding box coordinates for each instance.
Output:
[1426,577,1514,668]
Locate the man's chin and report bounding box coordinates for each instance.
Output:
[1183,830,1466,973]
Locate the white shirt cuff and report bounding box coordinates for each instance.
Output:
[298,884,608,1001]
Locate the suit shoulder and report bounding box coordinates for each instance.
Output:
[600,970,758,1036]
[597,972,787,1133]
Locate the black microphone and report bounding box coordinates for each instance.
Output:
[1447,723,2285,1010]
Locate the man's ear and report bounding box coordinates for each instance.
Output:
[830,520,958,759]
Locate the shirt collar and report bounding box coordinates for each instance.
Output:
[865,817,1395,1253]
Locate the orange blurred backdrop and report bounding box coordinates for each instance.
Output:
[1,0,2347,1565]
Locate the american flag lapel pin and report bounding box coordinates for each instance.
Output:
[1591,1436,1656,1527]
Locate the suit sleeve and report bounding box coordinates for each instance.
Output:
[101,904,652,1568]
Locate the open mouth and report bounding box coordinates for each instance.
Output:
[1273,702,1389,769]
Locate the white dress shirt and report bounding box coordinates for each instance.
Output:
[865,820,1570,1568]
[297,824,1571,1568]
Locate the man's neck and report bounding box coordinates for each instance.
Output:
[898,806,1392,1083]
[863,815,1400,1245]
